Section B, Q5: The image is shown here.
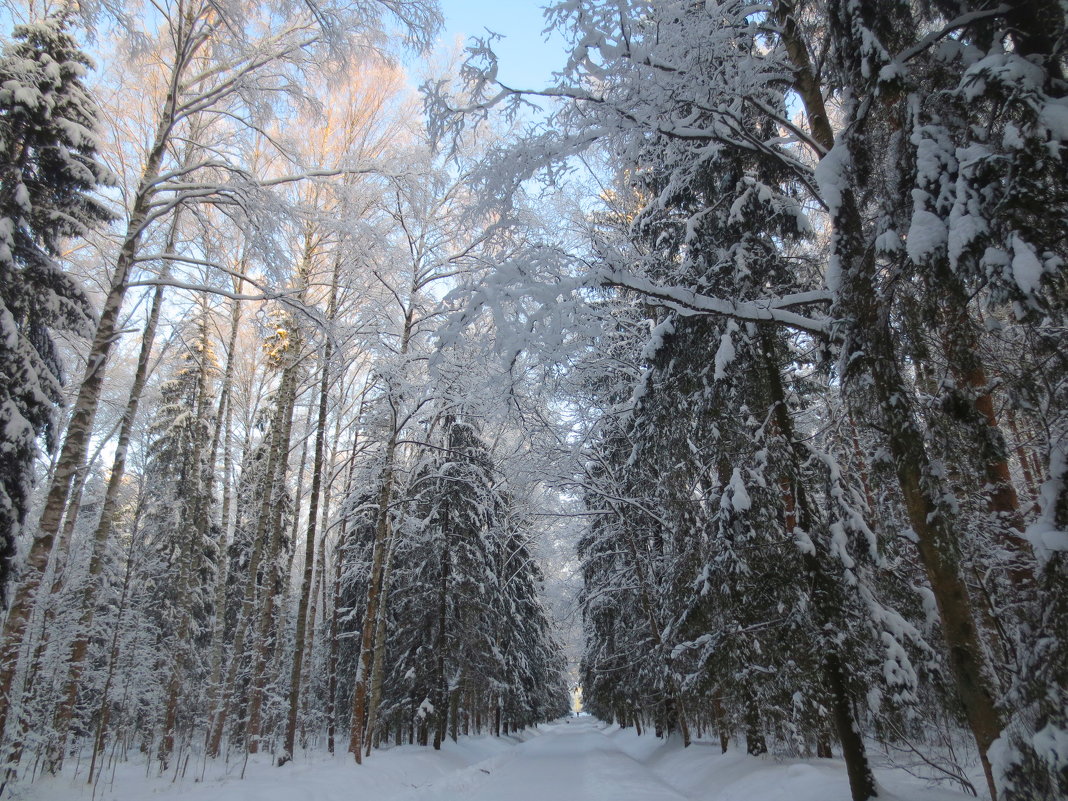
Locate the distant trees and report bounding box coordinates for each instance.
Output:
[363,412,567,750]
[341,153,570,762]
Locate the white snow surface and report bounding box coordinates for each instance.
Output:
[24,721,976,801]
[1010,234,1044,296]
[905,209,947,263]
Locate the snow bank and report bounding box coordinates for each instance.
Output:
[20,730,540,801]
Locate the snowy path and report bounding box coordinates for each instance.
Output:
[390,721,688,801]
[25,721,975,801]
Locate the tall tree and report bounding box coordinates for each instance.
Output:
[138,308,219,766]
[0,14,112,605]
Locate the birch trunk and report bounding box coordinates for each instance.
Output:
[50,212,182,764]
[281,261,339,763]
[349,304,415,762]
[243,345,300,753]
[203,278,245,745]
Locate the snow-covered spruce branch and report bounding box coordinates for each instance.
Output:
[598,271,832,335]
[890,5,1011,66]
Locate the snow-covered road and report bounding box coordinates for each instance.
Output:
[392,721,688,801]
[25,720,976,801]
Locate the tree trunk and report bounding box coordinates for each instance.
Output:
[744,698,766,756]
[761,328,877,801]
[935,269,1030,547]
[773,0,835,154]
[51,212,180,766]
[449,688,459,743]
[203,285,244,756]
[837,183,1003,800]
[1005,411,1039,500]
[348,429,398,763]
[712,696,729,754]
[326,455,356,756]
[433,518,450,751]
[281,262,339,764]
[364,522,396,757]
[776,17,1007,783]
[825,652,875,800]
[244,353,300,753]
[349,303,416,763]
[217,282,245,537]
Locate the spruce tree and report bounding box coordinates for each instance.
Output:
[405,414,501,747]
[139,312,220,764]
[0,15,112,602]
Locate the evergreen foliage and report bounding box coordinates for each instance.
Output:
[0,15,111,602]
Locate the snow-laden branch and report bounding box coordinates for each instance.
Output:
[892,5,1011,65]
[126,276,300,302]
[599,271,832,335]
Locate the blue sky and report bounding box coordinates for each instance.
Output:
[436,0,568,89]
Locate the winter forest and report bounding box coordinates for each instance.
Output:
[0,0,1065,800]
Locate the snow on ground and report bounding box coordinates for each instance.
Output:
[20,720,975,801]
